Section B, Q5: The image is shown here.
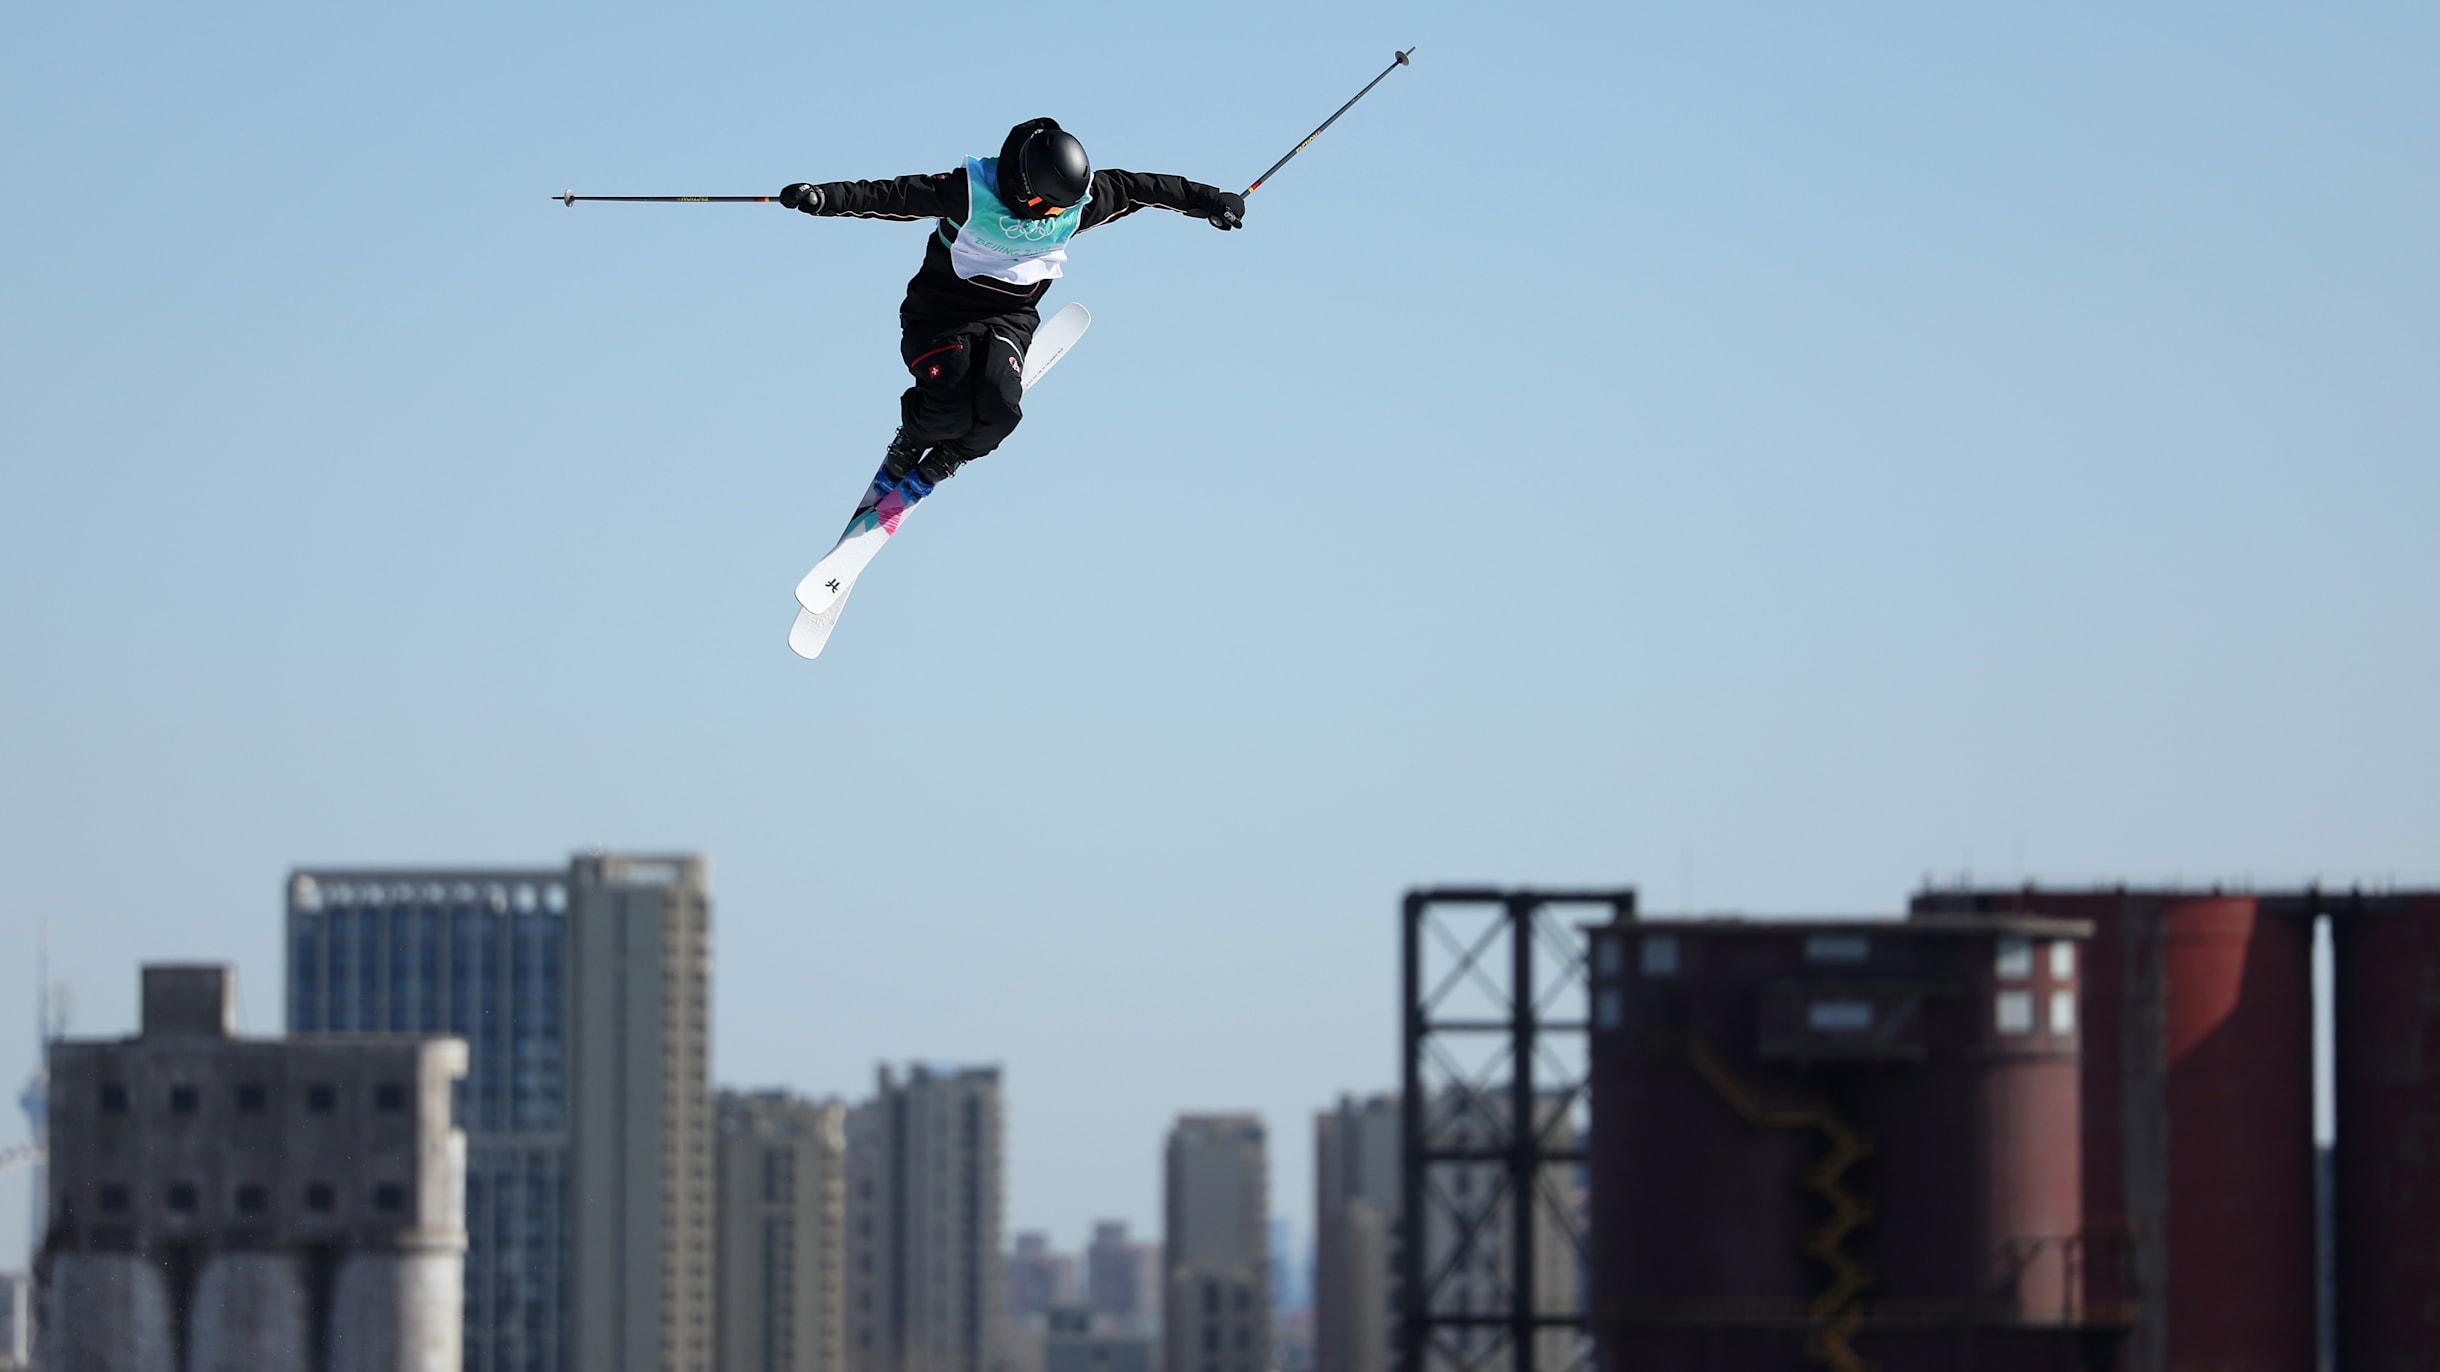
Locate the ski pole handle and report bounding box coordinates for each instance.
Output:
[1242,47,1415,198]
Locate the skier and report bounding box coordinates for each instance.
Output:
[778,117,1246,511]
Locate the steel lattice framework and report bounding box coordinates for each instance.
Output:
[1398,888,1629,1372]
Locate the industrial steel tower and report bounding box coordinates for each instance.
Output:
[1399,888,1614,1372]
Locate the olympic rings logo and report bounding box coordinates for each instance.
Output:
[996,214,1062,242]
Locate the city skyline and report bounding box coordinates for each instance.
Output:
[8,0,2434,1305]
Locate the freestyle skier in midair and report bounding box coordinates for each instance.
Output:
[778,117,1246,514]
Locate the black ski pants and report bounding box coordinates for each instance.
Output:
[893,312,1037,482]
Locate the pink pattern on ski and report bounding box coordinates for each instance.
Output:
[875,487,913,535]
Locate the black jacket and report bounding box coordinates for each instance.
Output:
[807,167,1233,329]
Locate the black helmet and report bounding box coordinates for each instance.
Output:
[1000,117,1091,216]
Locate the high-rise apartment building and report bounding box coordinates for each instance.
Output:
[846,1065,1005,1372]
[1084,1222,1160,1333]
[1164,1115,1270,1372]
[568,853,716,1372]
[44,964,468,1369]
[286,852,714,1372]
[1314,1094,1400,1372]
[717,1090,849,1372]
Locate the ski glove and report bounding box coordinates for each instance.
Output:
[780,182,824,214]
[1208,192,1245,231]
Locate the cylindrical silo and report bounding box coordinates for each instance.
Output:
[192,1251,311,1371]
[2331,892,2440,1369]
[44,1253,174,1372]
[1912,888,2319,1372]
[1589,916,2102,1372]
[330,1248,465,1372]
[2154,895,2317,1372]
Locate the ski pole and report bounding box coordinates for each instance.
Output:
[1242,47,1416,198]
[553,192,776,206]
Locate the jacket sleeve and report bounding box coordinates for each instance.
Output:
[1079,169,1230,230]
[807,169,969,222]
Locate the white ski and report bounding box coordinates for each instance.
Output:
[788,301,1091,660]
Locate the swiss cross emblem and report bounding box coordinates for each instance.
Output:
[1008,357,1020,372]
[927,364,942,378]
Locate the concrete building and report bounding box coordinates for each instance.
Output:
[43,964,467,1371]
[0,1269,28,1369]
[1164,1115,1270,1372]
[846,1065,1005,1372]
[287,851,715,1372]
[1083,1222,1159,1334]
[1314,1095,1400,1372]
[717,1090,848,1372]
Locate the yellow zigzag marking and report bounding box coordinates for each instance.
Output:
[1684,1035,1878,1371]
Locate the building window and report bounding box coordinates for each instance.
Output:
[99,1184,130,1213]
[1640,934,1680,977]
[2049,940,2076,979]
[100,1083,130,1114]
[306,1084,337,1113]
[375,1184,408,1213]
[306,1184,336,1213]
[236,1083,268,1112]
[167,1184,199,1213]
[1807,1000,1875,1034]
[236,1184,270,1215]
[2051,990,2077,1035]
[1995,937,2033,981]
[169,1086,199,1115]
[1995,990,2035,1035]
[1804,934,1870,964]
[376,1082,408,1111]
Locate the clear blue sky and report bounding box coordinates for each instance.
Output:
[3,1,2435,1269]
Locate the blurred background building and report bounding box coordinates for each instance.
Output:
[287,851,712,1372]
[1009,1231,1082,1323]
[1315,1093,1399,1372]
[1084,1221,1160,1336]
[717,1089,848,1372]
[1042,1305,1154,1372]
[0,1269,28,1370]
[42,964,466,1370]
[1165,1114,1270,1372]
[847,1064,1005,1372]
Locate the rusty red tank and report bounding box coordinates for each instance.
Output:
[2330,890,2440,1369]
[1912,888,2316,1372]
[1588,915,2102,1372]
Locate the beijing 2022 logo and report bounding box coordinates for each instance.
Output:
[996,214,1062,243]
